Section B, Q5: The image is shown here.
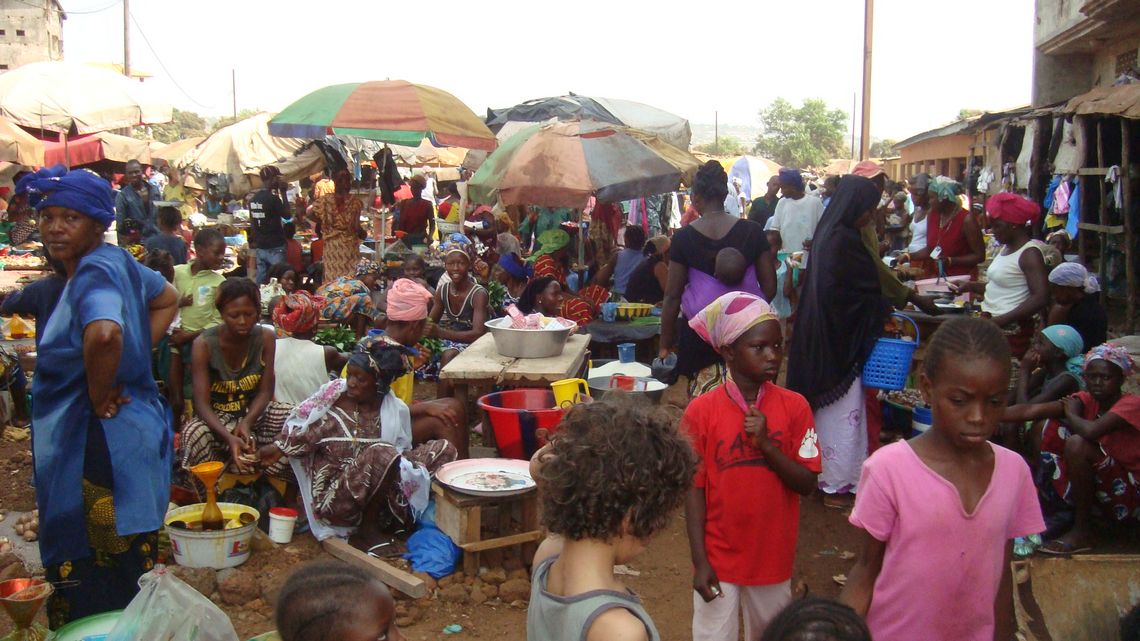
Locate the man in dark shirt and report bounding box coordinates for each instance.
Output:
[747,175,781,228]
[249,166,289,284]
[115,159,161,243]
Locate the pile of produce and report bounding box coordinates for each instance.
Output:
[14,510,38,542]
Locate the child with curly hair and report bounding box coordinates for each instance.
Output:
[527,396,696,641]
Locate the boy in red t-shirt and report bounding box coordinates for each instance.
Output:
[682,292,821,641]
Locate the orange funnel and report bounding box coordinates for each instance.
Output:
[0,578,53,638]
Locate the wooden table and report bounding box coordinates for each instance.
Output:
[439,333,590,448]
[432,482,541,576]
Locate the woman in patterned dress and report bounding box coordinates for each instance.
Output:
[309,169,363,283]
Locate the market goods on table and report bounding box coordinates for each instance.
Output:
[435,458,535,497]
[883,388,924,410]
[485,317,577,358]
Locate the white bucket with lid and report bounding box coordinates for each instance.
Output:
[268,507,298,544]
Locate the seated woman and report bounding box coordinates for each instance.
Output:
[1004,344,1139,554]
[257,338,457,546]
[1047,262,1107,353]
[428,235,489,398]
[516,276,565,318]
[531,229,609,326]
[317,259,382,339]
[896,176,984,278]
[181,278,292,482]
[495,251,532,315]
[951,193,1048,358]
[273,291,348,406]
[624,235,669,305]
[261,262,299,318]
[609,225,647,299]
[1002,325,1086,455]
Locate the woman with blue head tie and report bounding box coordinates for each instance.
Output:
[1047,262,1107,353]
[31,167,180,627]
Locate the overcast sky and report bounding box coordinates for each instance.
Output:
[60,0,1035,142]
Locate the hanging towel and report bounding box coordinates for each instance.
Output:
[1106,165,1123,209]
[1043,175,1060,211]
[1066,181,1081,240]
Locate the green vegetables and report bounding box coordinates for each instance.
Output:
[313,326,357,352]
[486,280,507,313]
[419,336,445,356]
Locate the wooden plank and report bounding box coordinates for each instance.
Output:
[1076,223,1124,234]
[438,334,513,381]
[500,334,590,382]
[1096,120,1108,305]
[1076,167,1110,176]
[1122,118,1135,332]
[459,530,544,553]
[321,538,426,598]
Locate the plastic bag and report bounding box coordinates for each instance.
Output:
[106,565,239,641]
[403,523,461,579]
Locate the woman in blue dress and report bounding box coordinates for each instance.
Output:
[29,168,179,628]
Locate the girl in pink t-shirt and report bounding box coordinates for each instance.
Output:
[840,318,1045,641]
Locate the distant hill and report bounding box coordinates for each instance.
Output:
[689,123,762,150]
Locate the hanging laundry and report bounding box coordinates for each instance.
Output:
[1065,181,1081,240]
[1043,175,1061,212]
[977,167,996,194]
[1105,165,1123,209]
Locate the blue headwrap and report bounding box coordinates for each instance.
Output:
[498,252,533,280]
[1041,324,1085,379]
[778,168,804,192]
[32,168,116,227]
[15,164,67,206]
[440,233,474,261]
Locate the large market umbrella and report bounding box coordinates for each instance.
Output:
[467,120,699,209]
[268,80,496,151]
[0,61,171,135]
[177,112,324,197]
[486,94,692,150]
[729,156,782,200]
[0,116,44,166]
[43,131,152,167]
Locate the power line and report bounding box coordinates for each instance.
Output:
[127,10,215,110]
[12,0,118,15]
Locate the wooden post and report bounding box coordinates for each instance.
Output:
[322,538,426,598]
[1122,118,1135,332]
[1097,120,1107,305]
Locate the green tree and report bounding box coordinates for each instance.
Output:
[754,98,847,168]
[956,108,983,121]
[136,108,209,143]
[869,138,898,158]
[693,135,746,156]
[210,109,261,132]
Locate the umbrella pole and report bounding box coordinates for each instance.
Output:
[60,131,70,169]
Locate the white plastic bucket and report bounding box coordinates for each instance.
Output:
[164,503,260,569]
[267,507,298,544]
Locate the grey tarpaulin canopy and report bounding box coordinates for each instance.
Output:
[486,93,692,151]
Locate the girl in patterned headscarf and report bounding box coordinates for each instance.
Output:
[316,258,382,339]
[1005,342,1139,554]
[257,337,457,542]
[428,233,488,397]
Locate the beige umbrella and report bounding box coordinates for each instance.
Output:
[177,112,324,197]
[0,116,44,166]
[0,61,172,135]
[151,136,205,165]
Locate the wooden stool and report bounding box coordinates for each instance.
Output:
[432,482,542,576]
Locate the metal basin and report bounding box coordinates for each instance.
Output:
[485,317,576,358]
[587,376,667,404]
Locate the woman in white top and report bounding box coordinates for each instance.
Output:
[272,291,348,405]
[951,193,1049,358]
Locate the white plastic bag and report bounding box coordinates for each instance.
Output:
[106,565,239,641]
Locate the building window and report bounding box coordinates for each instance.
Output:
[1118,50,1138,75]
[15,30,24,37]
[0,30,5,36]
[0,65,8,71]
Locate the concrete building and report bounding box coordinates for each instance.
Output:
[1033,0,1140,106]
[892,119,975,183]
[0,0,65,72]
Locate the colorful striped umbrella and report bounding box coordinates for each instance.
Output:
[467,120,699,209]
[268,80,496,151]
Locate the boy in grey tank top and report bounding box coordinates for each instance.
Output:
[527,396,697,641]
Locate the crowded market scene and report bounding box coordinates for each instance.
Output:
[0,1,1138,640]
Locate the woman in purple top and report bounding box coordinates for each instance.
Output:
[659,161,775,397]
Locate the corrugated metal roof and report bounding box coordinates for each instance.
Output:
[1063,83,1140,118]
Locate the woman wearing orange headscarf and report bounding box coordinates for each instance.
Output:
[308,170,363,283]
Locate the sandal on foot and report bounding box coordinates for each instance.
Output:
[1037,539,1091,556]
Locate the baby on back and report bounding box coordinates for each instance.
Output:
[714,247,748,285]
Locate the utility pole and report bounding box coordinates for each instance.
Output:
[232,69,237,120]
[122,0,130,77]
[859,0,873,160]
[851,92,856,159]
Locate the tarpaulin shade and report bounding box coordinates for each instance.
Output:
[43,131,152,167]
[486,93,692,150]
[0,116,44,166]
[0,61,172,134]
[269,80,496,151]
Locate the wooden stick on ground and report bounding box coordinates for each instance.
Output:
[322,538,426,598]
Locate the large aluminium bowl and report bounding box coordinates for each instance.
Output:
[485,317,577,358]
